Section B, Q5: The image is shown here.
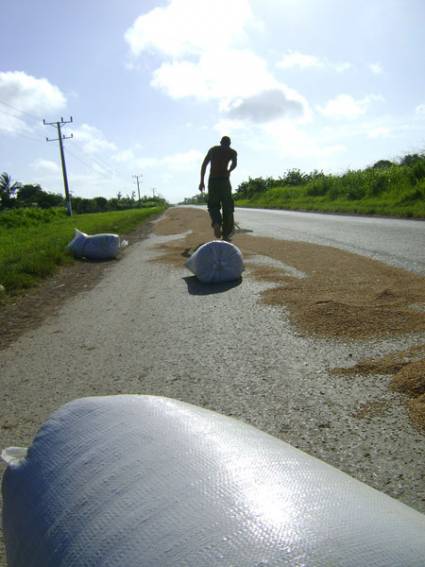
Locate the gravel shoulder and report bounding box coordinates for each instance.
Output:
[1,208,424,563]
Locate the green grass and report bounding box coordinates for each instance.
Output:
[0,206,165,296]
[234,159,425,218]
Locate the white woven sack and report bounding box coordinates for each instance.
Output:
[185,240,244,283]
[67,228,122,260]
[2,395,425,567]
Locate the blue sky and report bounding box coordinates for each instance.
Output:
[1,0,424,204]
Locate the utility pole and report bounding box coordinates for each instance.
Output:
[44,117,73,216]
[133,174,143,202]
[152,187,156,198]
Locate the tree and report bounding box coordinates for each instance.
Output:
[0,172,21,209]
[16,184,44,206]
[372,159,393,169]
[16,184,64,208]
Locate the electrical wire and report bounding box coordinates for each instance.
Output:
[0,112,43,143]
[0,99,123,180]
[66,147,121,183]
[0,98,44,124]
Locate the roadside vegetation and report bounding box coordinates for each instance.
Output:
[0,171,166,214]
[0,206,166,297]
[233,153,425,218]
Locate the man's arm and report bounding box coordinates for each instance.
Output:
[228,151,237,174]
[199,150,211,192]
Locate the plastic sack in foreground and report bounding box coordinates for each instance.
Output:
[2,395,425,567]
[67,228,128,260]
[185,240,244,283]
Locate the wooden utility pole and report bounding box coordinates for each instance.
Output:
[133,174,143,201]
[44,117,73,216]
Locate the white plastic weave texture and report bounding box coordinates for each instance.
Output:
[3,395,425,566]
[185,240,244,283]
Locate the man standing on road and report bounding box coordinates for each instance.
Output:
[199,136,237,241]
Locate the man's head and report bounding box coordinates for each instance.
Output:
[220,136,231,147]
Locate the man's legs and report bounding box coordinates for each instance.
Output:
[221,182,234,240]
[207,179,223,238]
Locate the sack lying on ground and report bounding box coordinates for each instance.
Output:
[67,229,128,260]
[185,240,244,283]
[2,395,425,567]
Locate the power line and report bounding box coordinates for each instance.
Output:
[0,99,122,178]
[66,146,120,182]
[0,98,45,123]
[66,147,100,173]
[85,152,120,179]
[0,119,43,143]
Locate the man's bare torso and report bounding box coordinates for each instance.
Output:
[207,146,237,178]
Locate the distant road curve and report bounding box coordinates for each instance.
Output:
[228,207,425,275]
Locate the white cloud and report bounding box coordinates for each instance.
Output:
[367,126,391,139]
[277,51,323,70]
[416,103,425,115]
[152,49,311,123]
[317,94,384,120]
[262,120,347,159]
[152,49,276,100]
[334,62,352,72]
[277,51,352,72]
[0,71,66,134]
[74,124,117,154]
[126,2,312,130]
[125,0,257,58]
[369,63,383,74]
[137,149,203,171]
[0,111,28,134]
[31,159,59,173]
[221,88,305,123]
[113,149,135,162]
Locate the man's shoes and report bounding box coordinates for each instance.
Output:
[222,228,235,242]
[212,224,222,239]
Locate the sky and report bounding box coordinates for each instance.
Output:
[1,0,425,204]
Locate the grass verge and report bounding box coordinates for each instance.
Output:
[235,194,425,218]
[0,206,165,296]
[233,157,425,218]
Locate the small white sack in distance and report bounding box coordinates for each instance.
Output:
[67,228,123,260]
[185,240,244,283]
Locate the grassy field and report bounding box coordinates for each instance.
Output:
[234,155,425,218]
[0,206,165,296]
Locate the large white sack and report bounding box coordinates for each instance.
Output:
[2,395,425,567]
[67,228,126,260]
[185,240,244,283]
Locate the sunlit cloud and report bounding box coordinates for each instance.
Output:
[136,149,203,171]
[277,51,352,72]
[151,49,276,100]
[125,1,310,125]
[124,0,258,58]
[73,124,117,154]
[368,126,391,139]
[369,63,383,74]
[416,103,425,115]
[112,149,136,163]
[317,94,385,120]
[0,71,66,134]
[31,158,60,173]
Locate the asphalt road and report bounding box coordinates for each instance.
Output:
[232,207,425,274]
[1,209,424,563]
